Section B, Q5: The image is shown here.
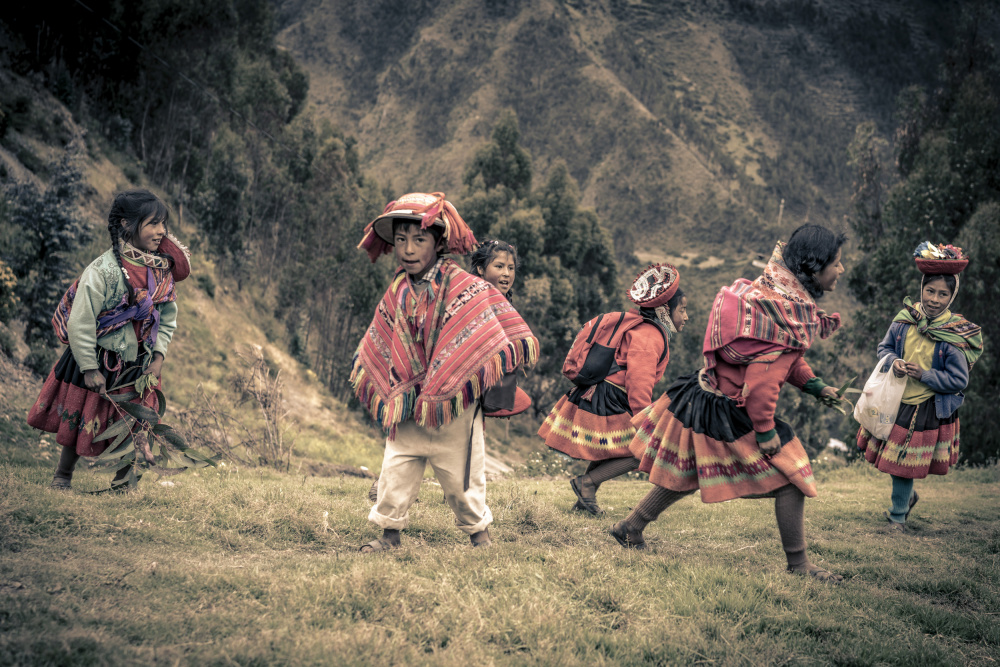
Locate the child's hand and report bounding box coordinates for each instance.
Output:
[819,386,839,400]
[892,360,907,378]
[84,370,107,397]
[144,353,164,379]
[759,434,782,457]
[902,361,924,379]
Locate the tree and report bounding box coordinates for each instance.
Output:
[847,11,1000,463]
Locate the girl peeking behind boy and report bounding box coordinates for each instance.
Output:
[28,189,190,492]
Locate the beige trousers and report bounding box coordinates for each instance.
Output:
[369,405,492,535]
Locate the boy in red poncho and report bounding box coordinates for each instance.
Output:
[352,193,538,552]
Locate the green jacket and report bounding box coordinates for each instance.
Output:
[67,248,178,371]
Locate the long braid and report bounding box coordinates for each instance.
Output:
[108,198,135,306]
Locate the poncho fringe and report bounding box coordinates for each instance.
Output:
[351,259,538,434]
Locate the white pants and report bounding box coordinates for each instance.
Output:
[369,406,492,535]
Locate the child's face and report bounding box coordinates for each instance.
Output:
[670,296,689,331]
[479,250,516,295]
[921,278,953,319]
[394,223,443,280]
[127,214,167,253]
[814,248,844,292]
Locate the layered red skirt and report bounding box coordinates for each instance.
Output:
[856,397,958,479]
[538,382,636,461]
[27,347,160,456]
[629,373,817,503]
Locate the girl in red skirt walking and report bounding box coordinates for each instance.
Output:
[856,244,982,532]
[28,189,190,491]
[614,225,847,584]
[538,264,688,515]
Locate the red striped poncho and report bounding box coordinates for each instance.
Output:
[703,241,841,373]
[351,258,538,434]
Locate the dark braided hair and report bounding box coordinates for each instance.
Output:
[783,224,847,299]
[468,239,519,301]
[107,189,170,305]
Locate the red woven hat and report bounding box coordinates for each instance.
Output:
[484,386,532,418]
[158,234,191,282]
[358,192,478,263]
[628,263,680,308]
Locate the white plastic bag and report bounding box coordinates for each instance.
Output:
[853,355,908,441]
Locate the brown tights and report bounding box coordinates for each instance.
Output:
[622,484,809,569]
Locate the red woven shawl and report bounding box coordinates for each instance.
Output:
[351,258,538,433]
[704,242,841,371]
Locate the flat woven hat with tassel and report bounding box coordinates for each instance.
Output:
[358,192,477,263]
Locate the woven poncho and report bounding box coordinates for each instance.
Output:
[351,258,538,434]
[704,241,841,370]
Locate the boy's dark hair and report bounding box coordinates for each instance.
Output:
[107,189,170,304]
[922,273,957,293]
[783,224,847,299]
[392,218,444,243]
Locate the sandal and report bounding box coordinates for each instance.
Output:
[570,476,604,516]
[905,491,919,521]
[359,537,400,553]
[884,511,907,533]
[470,528,492,548]
[609,521,646,550]
[788,563,844,584]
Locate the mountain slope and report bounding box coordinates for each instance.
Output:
[276,0,953,258]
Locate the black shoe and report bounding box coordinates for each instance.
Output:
[570,476,604,516]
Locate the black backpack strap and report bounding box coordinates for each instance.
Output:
[585,314,605,344]
[641,316,670,365]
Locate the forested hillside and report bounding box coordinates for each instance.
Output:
[0,0,997,466]
[275,0,956,257]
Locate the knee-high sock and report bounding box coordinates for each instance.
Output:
[622,486,694,532]
[889,475,914,524]
[587,457,640,487]
[774,485,808,568]
[55,446,80,481]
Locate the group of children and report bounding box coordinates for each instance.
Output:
[28,189,983,583]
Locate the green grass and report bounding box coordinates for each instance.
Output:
[3,387,1000,666]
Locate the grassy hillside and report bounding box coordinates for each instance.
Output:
[276,0,956,258]
[2,375,999,665]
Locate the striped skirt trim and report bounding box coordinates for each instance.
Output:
[856,398,958,479]
[628,373,817,503]
[537,384,636,461]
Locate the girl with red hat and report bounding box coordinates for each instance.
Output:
[28,189,190,491]
[538,263,689,516]
[614,225,847,584]
[857,243,983,533]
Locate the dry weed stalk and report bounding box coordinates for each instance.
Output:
[177,345,295,471]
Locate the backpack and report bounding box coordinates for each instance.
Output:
[562,311,667,386]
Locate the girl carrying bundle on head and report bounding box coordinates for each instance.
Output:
[614,225,847,584]
[538,264,689,516]
[28,189,190,492]
[856,243,982,533]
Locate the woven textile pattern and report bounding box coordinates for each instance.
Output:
[351,258,537,433]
